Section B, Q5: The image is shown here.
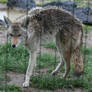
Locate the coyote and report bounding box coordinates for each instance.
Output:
[4,7,84,87]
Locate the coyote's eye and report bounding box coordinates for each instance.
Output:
[10,34,13,36]
[18,34,21,37]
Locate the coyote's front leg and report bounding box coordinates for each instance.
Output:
[23,51,37,87]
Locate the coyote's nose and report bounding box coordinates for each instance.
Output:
[12,44,16,48]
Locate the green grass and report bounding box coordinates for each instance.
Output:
[0,43,29,73]
[0,43,58,72]
[40,90,51,92]
[37,0,92,8]
[37,53,59,68]
[83,25,92,32]
[7,85,22,92]
[30,52,92,91]
[30,46,92,91]
[30,75,88,89]
[0,43,92,91]
[82,47,92,55]
[0,0,8,3]
[42,42,56,50]
[36,0,58,5]
[75,0,92,7]
[0,85,22,92]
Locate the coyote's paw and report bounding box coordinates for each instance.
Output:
[23,81,29,88]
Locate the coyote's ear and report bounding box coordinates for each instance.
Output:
[21,17,30,28]
[4,16,11,28]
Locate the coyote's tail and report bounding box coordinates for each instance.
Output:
[72,47,84,76]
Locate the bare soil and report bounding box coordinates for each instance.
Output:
[7,72,86,92]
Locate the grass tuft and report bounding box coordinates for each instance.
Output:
[82,47,92,55]
[0,43,29,73]
[83,25,92,32]
[0,43,92,91]
[30,75,88,90]
[0,0,8,3]
[37,53,59,68]
[7,85,22,92]
[42,42,56,50]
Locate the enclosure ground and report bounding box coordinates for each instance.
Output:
[0,29,92,92]
[7,72,87,92]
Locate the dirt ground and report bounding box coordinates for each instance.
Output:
[7,72,86,92]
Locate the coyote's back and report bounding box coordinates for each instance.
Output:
[27,7,84,76]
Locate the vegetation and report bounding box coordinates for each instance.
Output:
[31,47,92,91]
[7,85,22,92]
[36,0,92,7]
[0,43,92,91]
[0,0,8,3]
[0,43,29,73]
[37,53,59,68]
[41,42,56,50]
[0,83,22,92]
[83,25,92,32]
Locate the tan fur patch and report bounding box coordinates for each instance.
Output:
[72,47,84,76]
[11,37,18,45]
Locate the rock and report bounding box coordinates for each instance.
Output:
[7,0,36,10]
[42,1,77,12]
[62,6,92,26]
[42,1,77,8]
[75,7,92,26]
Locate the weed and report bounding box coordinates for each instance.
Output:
[82,47,92,55]
[0,0,8,3]
[7,85,22,92]
[42,42,56,50]
[0,43,92,91]
[83,25,92,32]
[37,53,59,68]
[0,43,29,73]
[30,75,87,89]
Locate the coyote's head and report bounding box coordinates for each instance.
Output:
[4,16,29,48]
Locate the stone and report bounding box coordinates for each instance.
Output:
[75,7,92,25]
[7,0,36,10]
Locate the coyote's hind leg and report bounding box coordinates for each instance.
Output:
[51,55,64,75]
[63,50,71,78]
[52,34,64,75]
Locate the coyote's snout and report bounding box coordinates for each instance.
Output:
[11,36,19,48]
[4,6,84,87]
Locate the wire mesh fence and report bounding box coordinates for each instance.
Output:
[0,0,92,92]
